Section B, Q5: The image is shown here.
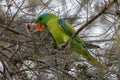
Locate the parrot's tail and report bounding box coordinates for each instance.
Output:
[86,56,107,73]
[70,41,107,73]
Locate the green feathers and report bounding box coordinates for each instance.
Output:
[35,13,107,73]
[36,13,58,24]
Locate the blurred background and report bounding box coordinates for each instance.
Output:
[0,0,120,80]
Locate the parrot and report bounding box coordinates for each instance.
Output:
[35,13,107,73]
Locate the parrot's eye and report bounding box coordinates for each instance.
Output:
[39,17,42,21]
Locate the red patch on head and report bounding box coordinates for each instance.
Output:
[36,23,46,31]
[36,23,41,30]
[36,24,41,31]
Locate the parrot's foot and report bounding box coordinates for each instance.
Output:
[59,43,66,49]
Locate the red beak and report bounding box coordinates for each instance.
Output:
[36,23,46,31]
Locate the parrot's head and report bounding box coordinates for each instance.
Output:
[35,13,58,31]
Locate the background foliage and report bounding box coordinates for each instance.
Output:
[0,0,120,80]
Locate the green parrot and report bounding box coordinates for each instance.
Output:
[35,13,107,73]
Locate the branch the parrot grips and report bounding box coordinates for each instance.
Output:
[36,23,46,31]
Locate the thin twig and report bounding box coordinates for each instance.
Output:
[86,38,116,43]
[7,0,25,27]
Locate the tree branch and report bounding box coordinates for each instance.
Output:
[63,0,116,49]
[0,24,39,41]
[0,0,25,35]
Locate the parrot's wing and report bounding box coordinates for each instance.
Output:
[58,19,100,48]
[58,19,74,36]
[58,19,85,43]
[58,19,86,45]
